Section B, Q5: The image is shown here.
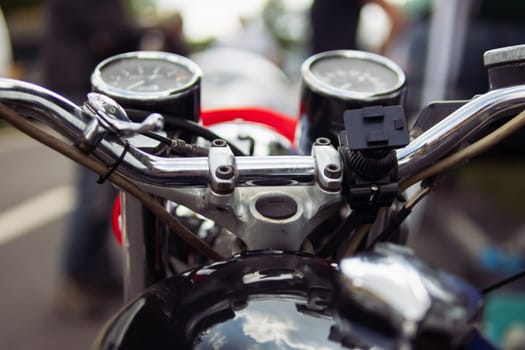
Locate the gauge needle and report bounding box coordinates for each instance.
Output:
[145,67,160,81]
[127,80,145,90]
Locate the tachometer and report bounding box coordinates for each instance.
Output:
[299,50,407,151]
[302,50,405,100]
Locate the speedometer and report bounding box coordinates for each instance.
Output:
[99,57,194,95]
[299,50,406,152]
[91,51,202,120]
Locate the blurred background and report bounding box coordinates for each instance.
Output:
[1,0,525,348]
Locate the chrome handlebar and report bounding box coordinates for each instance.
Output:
[398,84,525,177]
[0,79,320,187]
[2,77,525,251]
[3,78,525,189]
[3,77,520,344]
[0,79,88,140]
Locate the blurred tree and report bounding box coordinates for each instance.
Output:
[263,0,310,51]
[1,0,42,15]
[127,0,156,19]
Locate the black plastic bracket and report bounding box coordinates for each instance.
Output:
[338,105,409,223]
[341,105,409,151]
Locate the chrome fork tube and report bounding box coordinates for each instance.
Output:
[121,192,150,302]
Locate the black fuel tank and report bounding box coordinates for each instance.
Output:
[93,251,347,349]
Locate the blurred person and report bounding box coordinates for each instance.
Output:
[0,6,12,77]
[215,15,279,64]
[43,0,142,103]
[453,0,525,99]
[310,0,406,54]
[42,0,143,317]
[141,12,189,56]
[394,4,525,348]
[398,0,525,128]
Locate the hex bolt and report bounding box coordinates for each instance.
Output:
[212,139,227,147]
[324,163,342,179]
[314,137,331,146]
[216,165,234,179]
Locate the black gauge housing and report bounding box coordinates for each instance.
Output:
[91,51,202,122]
[299,50,407,153]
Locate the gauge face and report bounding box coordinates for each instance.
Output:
[92,51,201,101]
[311,57,400,94]
[100,58,193,93]
[302,50,405,100]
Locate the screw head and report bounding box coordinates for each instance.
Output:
[314,137,331,146]
[216,165,234,179]
[212,139,227,147]
[324,163,342,178]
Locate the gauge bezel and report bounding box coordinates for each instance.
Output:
[301,50,406,101]
[91,51,202,102]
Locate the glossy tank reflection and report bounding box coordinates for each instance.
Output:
[93,247,491,349]
[94,251,348,349]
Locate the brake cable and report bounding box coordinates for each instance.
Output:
[127,109,247,156]
[141,131,210,156]
[400,109,525,191]
[0,102,225,261]
[482,269,525,295]
[368,184,432,248]
[369,110,525,250]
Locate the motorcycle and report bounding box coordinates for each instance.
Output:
[1,45,525,349]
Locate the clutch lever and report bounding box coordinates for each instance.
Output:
[84,92,164,137]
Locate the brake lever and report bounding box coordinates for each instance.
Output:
[84,92,164,136]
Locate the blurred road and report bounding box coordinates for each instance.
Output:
[0,127,119,349]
